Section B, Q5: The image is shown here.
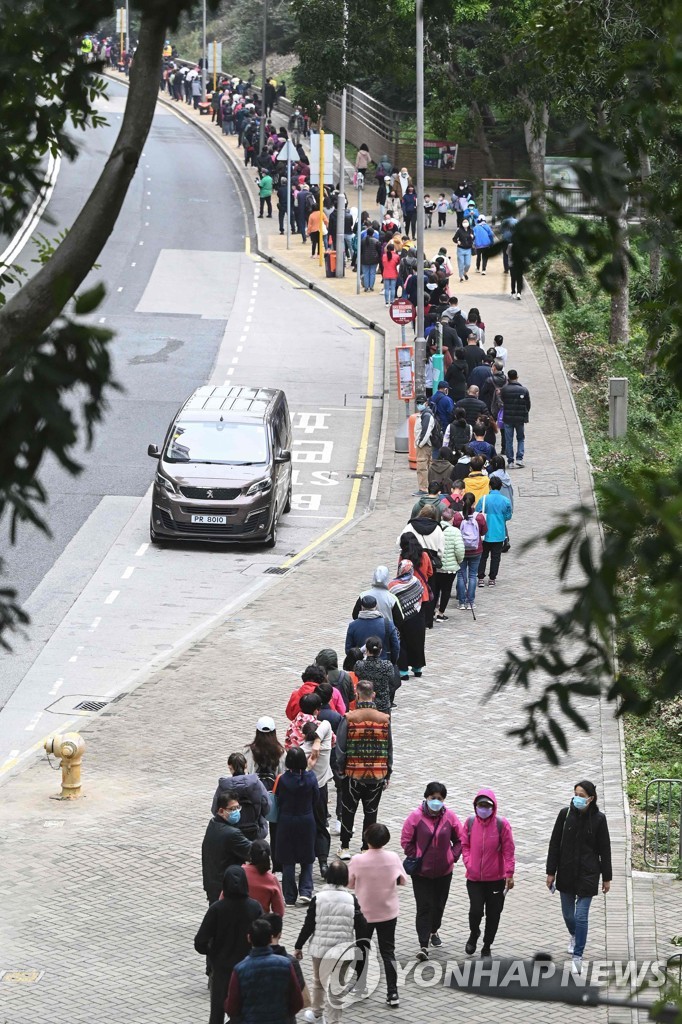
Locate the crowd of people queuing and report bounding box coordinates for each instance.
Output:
[194,298,613,1018]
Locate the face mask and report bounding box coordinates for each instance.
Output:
[572,795,589,811]
[226,809,241,825]
[427,798,444,812]
[417,404,426,412]
[476,805,493,819]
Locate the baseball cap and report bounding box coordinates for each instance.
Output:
[256,716,276,733]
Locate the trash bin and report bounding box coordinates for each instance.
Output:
[324,249,337,277]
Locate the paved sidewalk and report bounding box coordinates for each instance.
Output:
[1,77,680,1024]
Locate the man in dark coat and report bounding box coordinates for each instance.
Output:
[455,386,488,426]
[226,918,303,1024]
[195,865,263,1024]
[461,333,486,376]
[500,369,531,467]
[202,792,252,903]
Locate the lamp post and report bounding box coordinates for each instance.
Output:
[414,0,426,400]
[259,0,268,155]
[335,87,347,278]
[356,172,364,295]
[201,0,207,102]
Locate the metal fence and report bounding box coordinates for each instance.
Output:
[328,86,410,145]
[643,778,682,874]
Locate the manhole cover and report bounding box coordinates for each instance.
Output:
[264,567,289,575]
[46,695,111,716]
[74,700,108,713]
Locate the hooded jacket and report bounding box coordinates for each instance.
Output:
[410,494,443,522]
[490,469,514,509]
[211,773,271,839]
[194,865,263,970]
[476,491,512,543]
[461,788,515,882]
[286,680,345,720]
[315,649,355,711]
[473,221,495,248]
[460,471,489,504]
[401,803,463,879]
[400,517,445,561]
[428,458,456,490]
[430,390,454,430]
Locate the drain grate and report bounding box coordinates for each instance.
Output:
[74,699,109,713]
[264,567,290,575]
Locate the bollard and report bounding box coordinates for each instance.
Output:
[44,733,86,800]
[431,353,444,390]
[608,377,628,439]
[395,401,411,453]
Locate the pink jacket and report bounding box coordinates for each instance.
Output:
[401,804,463,879]
[461,788,515,881]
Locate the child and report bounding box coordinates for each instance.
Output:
[294,860,367,1024]
[436,193,449,228]
[424,193,436,229]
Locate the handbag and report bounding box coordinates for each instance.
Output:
[403,816,442,875]
[266,773,281,823]
[502,525,511,554]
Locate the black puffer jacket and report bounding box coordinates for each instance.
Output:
[500,380,531,425]
[546,804,612,897]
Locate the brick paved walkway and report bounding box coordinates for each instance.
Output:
[1,78,680,1024]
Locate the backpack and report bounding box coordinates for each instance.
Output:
[460,514,481,553]
[427,410,443,450]
[235,792,259,840]
[305,191,317,216]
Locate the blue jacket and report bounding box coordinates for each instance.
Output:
[473,222,494,248]
[345,612,400,663]
[429,391,454,430]
[476,491,512,542]
[228,947,300,1024]
[402,191,418,214]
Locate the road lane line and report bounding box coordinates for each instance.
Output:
[104,590,120,604]
[121,566,135,579]
[89,617,101,632]
[49,678,64,696]
[231,357,239,364]
[0,151,61,268]
[25,712,43,732]
[135,543,149,557]
[68,655,78,663]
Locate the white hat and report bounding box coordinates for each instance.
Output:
[384,175,391,182]
[256,716,276,733]
[478,214,487,222]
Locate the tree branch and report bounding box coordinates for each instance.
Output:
[0,11,166,350]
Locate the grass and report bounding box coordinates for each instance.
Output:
[532,223,682,873]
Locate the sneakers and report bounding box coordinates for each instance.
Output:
[465,930,480,955]
[412,669,423,677]
[481,270,486,275]
[464,273,469,280]
[487,579,496,587]
[416,947,429,962]
[508,460,515,468]
[387,993,400,1008]
[318,861,328,879]
[459,603,467,611]
[303,1012,323,1023]
[285,901,297,908]
[567,935,575,954]
[298,894,312,905]
[478,576,486,586]
[430,932,443,947]
[338,848,351,860]
[435,613,448,621]
[331,819,342,835]
[571,956,583,973]
[516,294,521,300]
[515,460,525,468]
[481,945,492,958]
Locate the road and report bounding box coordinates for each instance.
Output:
[0,81,382,769]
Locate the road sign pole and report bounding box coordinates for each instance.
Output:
[213,40,217,91]
[286,154,291,250]
[318,130,325,268]
[356,175,363,294]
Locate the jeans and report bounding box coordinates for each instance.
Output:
[340,777,384,848]
[504,423,525,462]
[384,278,397,304]
[456,554,481,605]
[281,862,314,904]
[467,879,507,948]
[478,540,504,581]
[360,918,398,996]
[457,248,472,277]
[361,264,377,290]
[411,873,452,948]
[344,232,354,258]
[560,892,593,958]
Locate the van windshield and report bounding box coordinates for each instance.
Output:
[165,421,268,465]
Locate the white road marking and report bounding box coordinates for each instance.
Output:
[240,335,247,342]
[245,315,252,323]
[231,357,239,364]
[139,240,144,245]
[89,617,101,631]
[104,590,120,605]
[237,346,243,352]
[135,543,149,557]
[131,262,136,267]
[121,566,135,580]
[226,368,234,376]
[49,678,64,696]
[99,317,106,323]
[25,712,43,732]
[117,286,123,292]
[0,151,61,268]
[69,655,78,663]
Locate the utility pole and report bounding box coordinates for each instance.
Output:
[335,88,347,278]
[201,0,207,102]
[125,0,130,57]
[414,0,426,399]
[259,0,268,154]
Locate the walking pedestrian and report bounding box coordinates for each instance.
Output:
[461,789,516,958]
[211,752,271,840]
[453,492,488,610]
[388,558,427,679]
[349,823,407,1008]
[294,860,367,1024]
[546,780,612,972]
[476,478,512,587]
[500,369,531,468]
[507,240,524,298]
[226,917,304,1024]
[276,746,320,907]
[414,393,436,495]
[473,215,495,274]
[454,218,475,281]
[402,184,418,240]
[436,193,449,228]
[401,781,463,961]
[244,839,285,914]
[194,865,263,1024]
[433,506,465,620]
[202,792,253,904]
[335,680,392,859]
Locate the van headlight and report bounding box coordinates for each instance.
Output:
[155,473,178,495]
[245,478,272,496]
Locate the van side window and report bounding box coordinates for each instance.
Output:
[274,407,286,453]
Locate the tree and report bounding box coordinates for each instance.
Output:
[0,0,216,647]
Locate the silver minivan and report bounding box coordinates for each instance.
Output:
[148,385,292,546]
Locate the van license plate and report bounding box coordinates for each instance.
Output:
[191,514,227,525]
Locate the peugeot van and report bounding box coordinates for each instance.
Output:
[148,385,292,546]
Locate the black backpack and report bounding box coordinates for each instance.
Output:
[305,191,318,216]
[427,405,444,449]
[236,794,259,840]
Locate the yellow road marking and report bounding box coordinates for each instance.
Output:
[245,236,251,255]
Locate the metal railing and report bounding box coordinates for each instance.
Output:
[328,85,410,144]
[643,778,682,874]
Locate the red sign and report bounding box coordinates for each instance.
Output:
[389,299,416,325]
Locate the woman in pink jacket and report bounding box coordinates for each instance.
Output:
[460,787,515,958]
[400,781,463,962]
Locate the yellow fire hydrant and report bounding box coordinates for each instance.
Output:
[44,732,86,800]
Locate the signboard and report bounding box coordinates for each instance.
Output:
[207,41,223,74]
[396,346,415,401]
[279,140,299,163]
[389,299,416,325]
[309,133,335,186]
[116,8,127,32]
[424,139,458,170]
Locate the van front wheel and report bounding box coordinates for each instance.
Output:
[263,509,278,548]
[283,480,292,514]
